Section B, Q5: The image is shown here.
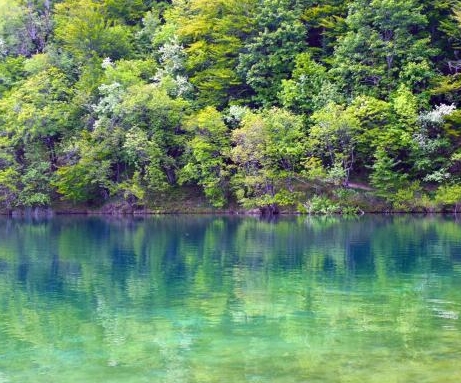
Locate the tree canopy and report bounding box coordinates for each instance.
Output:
[1,0,461,213]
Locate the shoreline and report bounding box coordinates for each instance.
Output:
[0,207,456,217]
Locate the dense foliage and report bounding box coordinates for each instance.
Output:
[2,0,461,212]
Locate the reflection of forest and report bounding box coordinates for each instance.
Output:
[0,216,460,382]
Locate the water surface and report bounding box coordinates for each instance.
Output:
[0,215,460,382]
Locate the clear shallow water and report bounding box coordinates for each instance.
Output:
[0,215,460,383]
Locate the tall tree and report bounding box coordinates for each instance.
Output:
[180,107,231,207]
[169,0,258,106]
[332,0,437,98]
[301,0,350,60]
[53,0,133,61]
[0,67,76,206]
[308,102,360,185]
[231,108,305,212]
[238,0,307,105]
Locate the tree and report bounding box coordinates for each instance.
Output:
[238,0,307,105]
[0,67,75,159]
[0,67,77,206]
[410,103,455,183]
[332,0,437,98]
[53,134,114,203]
[180,107,230,207]
[103,0,152,25]
[435,183,461,213]
[118,82,190,187]
[366,86,422,198]
[347,95,392,167]
[53,0,133,61]
[437,1,461,65]
[301,0,350,60]
[433,3,461,104]
[0,56,26,96]
[0,0,55,57]
[369,147,408,199]
[231,108,305,212]
[18,149,54,206]
[153,37,192,98]
[169,0,258,106]
[0,136,19,209]
[279,52,335,114]
[308,102,360,185]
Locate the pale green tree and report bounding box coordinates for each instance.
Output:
[180,107,231,207]
[54,0,133,61]
[308,102,360,185]
[168,0,258,106]
[231,108,305,212]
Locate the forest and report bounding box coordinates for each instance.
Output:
[1,0,461,213]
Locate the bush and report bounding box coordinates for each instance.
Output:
[434,184,461,213]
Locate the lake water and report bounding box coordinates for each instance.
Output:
[0,215,460,382]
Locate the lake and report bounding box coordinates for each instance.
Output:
[0,215,460,382]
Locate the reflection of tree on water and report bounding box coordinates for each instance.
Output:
[0,216,460,381]
[1,215,461,298]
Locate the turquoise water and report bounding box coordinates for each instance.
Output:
[0,215,460,382]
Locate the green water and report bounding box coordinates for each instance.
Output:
[0,216,461,382]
